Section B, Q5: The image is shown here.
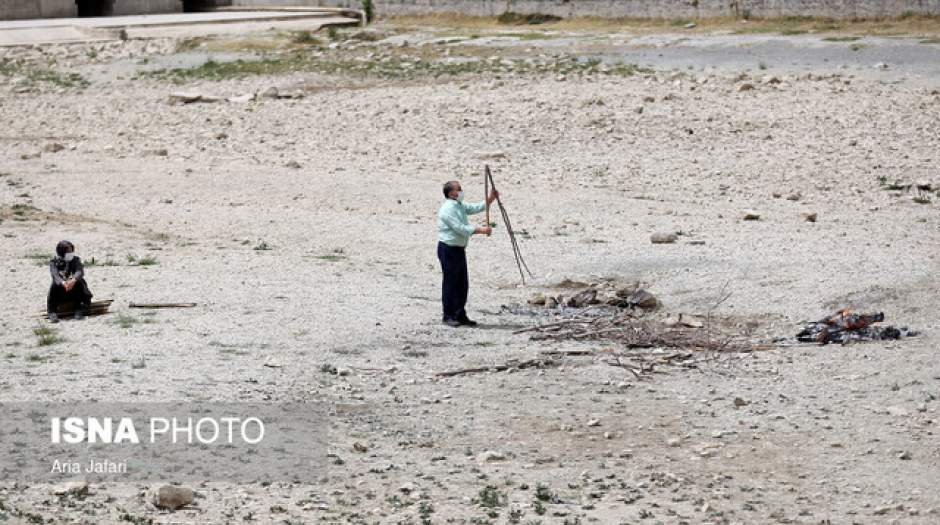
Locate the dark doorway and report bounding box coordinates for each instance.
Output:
[76,0,113,17]
[183,0,228,12]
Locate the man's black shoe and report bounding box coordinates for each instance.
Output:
[48,313,59,323]
[74,308,86,321]
[442,318,461,328]
[457,316,478,327]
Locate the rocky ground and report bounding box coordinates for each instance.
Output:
[1,19,939,524]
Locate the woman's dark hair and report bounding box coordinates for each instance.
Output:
[442,181,458,198]
[55,240,74,257]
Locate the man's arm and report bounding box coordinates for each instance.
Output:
[462,201,486,215]
[464,190,499,215]
[49,260,64,286]
[72,258,84,282]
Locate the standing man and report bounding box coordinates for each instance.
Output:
[437,180,497,327]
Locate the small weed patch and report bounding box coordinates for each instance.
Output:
[497,12,562,25]
[0,60,89,89]
[34,325,63,347]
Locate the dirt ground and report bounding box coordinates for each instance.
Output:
[1,19,939,524]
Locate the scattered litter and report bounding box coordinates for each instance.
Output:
[796,309,917,345]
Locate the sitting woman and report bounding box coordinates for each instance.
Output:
[47,240,93,322]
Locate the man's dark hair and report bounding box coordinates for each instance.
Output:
[55,240,74,257]
[442,181,458,198]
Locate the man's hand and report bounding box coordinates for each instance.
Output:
[487,189,499,205]
[63,279,74,292]
[475,226,493,236]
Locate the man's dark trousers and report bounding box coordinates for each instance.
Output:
[47,280,92,314]
[437,241,469,321]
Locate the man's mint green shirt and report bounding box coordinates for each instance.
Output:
[438,198,486,247]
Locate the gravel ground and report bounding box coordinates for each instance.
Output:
[0,25,939,524]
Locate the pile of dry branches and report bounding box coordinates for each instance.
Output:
[514,312,749,353]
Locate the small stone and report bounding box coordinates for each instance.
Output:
[634,106,644,114]
[276,90,305,99]
[399,482,416,494]
[154,485,194,510]
[528,293,546,306]
[43,142,65,153]
[545,296,558,309]
[627,289,658,309]
[650,232,678,244]
[568,289,597,308]
[586,419,601,427]
[227,93,254,103]
[800,212,817,223]
[874,62,889,69]
[742,210,761,221]
[478,151,506,160]
[667,438,682,447]
[915,180,933,191]
[785,192,801,201]
[733,397,748,407]
[738,83,755,92]
[352,442,368,453]
[761,75,781,85]
[150,148,169,157]
[479,450,506,462]
[285,160,302,169]
[898,451,912,460]
[261,86,280,99]
[168,92,202,104]
[53,481,88,496]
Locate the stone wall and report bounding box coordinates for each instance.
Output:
[311,0,940,18]
[3,0,940,20]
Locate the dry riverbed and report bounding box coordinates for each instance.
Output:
[1,20,939,524]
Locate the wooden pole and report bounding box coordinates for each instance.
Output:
[484,164,491,236]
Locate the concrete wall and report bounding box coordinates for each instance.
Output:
[0,0,181,19]
[1,0,76,19]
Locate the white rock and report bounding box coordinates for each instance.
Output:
[479,450,506,462]
[52,481,88,496]
[154,485,194,510]
[650,232,678,244]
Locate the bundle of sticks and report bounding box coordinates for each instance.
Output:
[485,164,534,284]
[514,312,750,353]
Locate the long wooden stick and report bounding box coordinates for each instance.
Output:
[129,302,197,308]
[485,166,533,283]
[484,165,490,236]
